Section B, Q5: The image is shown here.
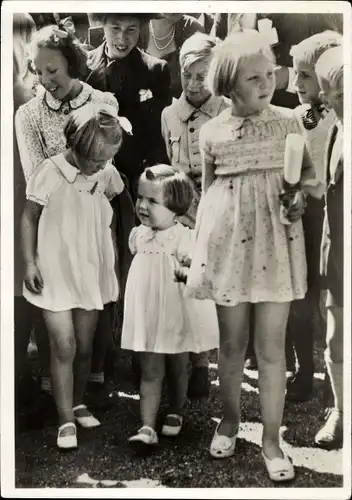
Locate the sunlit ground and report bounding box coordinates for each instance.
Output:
[70,361,343,488]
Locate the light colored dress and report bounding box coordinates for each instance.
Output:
[186,105,308,306]
[23,154,125,312]
[121,223,219,354]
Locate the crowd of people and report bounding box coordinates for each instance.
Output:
[13,11,344,483]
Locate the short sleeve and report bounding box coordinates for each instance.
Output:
[199,124,214,164]
[26,160,62,206]
[176,226,195,264]
[102,163,125,200]
[128,227,139,255]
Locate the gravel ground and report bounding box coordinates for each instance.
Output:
[15,344,344,490]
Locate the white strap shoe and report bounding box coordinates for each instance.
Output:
[73,404,101,428]
[57,422,77,450]
[210,420,238,458]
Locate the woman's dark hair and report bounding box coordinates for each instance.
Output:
[30,24,88,79]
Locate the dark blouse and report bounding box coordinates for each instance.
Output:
[146,15,204,99]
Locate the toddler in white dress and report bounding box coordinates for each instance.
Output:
[121,164,218,449]
[22,103,126,449]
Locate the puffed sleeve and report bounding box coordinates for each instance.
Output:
[26,160,62,206]
[176,226,195,264]
[15,103,47,182]
[103,163,125,200]
[128,227,139,255]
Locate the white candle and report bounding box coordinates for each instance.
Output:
[284,133,305,185]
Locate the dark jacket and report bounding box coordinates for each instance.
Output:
[320,123,343,305]
[86,44,171,190]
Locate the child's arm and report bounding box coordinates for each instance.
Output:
[199,126,216,194]
[21,200,43,294]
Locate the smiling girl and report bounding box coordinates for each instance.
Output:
[185,31,315,480]
[15,24,135,391]
[21,103,125,449]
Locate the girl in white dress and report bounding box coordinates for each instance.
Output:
[121,164,218,448]
[21,103,125,449]
[185,31,314,479]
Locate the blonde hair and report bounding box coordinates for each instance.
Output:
[206,30,275,98]
[140,164,194,216]
[64,103,123,158]
[179,33,220,71]
[13,13,36,82]
[289,30,342,66]
[315,45,343,90]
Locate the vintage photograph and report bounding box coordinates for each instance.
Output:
[1,1,351,497]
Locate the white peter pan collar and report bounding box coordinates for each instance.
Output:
[44,82,93,111]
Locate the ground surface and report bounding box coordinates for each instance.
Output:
[15,344,343,490]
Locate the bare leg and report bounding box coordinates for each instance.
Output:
[140,352,165,429]
[325,305,343,411]
[254,301,290,460]
[43,309,76,429]
[216,303,250,436]
[166,353,190,415]
[33,306,51,380]
[73,309,99,407]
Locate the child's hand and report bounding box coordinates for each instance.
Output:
[24,263,43,294]
[285,190,306,222]
[174,266,189,284]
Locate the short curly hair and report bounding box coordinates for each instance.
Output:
[30,24,88,79]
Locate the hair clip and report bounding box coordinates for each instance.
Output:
[52,26,69,39]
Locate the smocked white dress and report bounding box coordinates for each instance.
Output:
[186,105,308,306]
[121,223,219,354]
[23,154,124,312]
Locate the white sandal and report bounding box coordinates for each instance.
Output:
[73,404,101,428]
[57,422,77,450]
[129,426,158,446]
[161,414,183,437]
[262,450,295,482]
[209,420,238,458]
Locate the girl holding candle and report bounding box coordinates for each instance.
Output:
[185,31,313,480]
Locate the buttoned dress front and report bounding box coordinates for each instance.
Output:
[161,93,230,227]
[185,106,308,306]
[23,154,125,312]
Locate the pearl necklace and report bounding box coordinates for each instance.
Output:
[150,21,175,51]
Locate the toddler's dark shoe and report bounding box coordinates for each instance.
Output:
[187,366,210,398]
[286,373,313,402]
[315,408,343,449]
